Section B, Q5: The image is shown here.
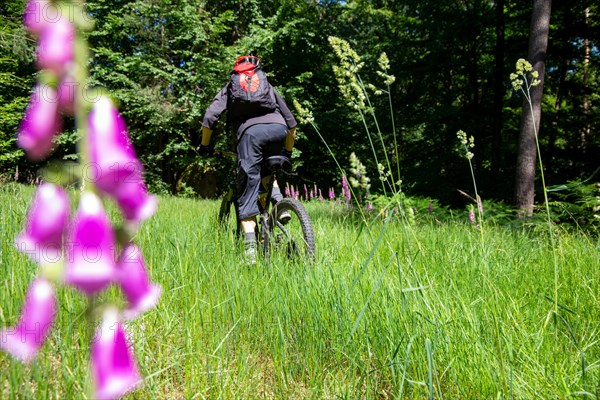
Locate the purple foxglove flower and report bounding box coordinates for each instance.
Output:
[113,179,157,223]
[0,278,57,362]
[91,308,142,399]
[17,84,62,160]
[468,206,476,224]
[36,17,75,75]
[14,183,69,266]
[88,96,139,190]
[87,97,156,222]
[23,0,53,36]
[117,244,161,320]
[64,192,116,294]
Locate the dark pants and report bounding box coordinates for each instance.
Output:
[236,123,287,220]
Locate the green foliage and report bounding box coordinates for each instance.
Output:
[0,1,36,179]
[547,178,600,234]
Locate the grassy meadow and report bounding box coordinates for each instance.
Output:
[1,183,599,399]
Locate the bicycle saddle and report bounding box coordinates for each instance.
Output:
[264,155,293,172]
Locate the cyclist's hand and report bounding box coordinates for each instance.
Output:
[281,148,292,160]
[198,144,214,157]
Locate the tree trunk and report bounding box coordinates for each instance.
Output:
[514,0,552,217]
[491,0,505,183]
[580,7,591,175]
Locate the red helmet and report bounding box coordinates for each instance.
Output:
[233,55,261,73]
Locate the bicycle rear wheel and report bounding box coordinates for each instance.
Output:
[268,198,315,260]
[218,189,241,236]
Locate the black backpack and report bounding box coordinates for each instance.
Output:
[227,56,277,119]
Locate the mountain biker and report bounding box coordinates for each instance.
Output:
[199,55,297,263]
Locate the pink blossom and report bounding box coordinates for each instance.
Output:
[87,97,156,222]
[23,0,54,36]
[64,192,116,294]
[112,179,157,223]
[117,244,162,320]
[0,279,57,363]
[17,84,62,160]
[36,17,75,75]
[88,97,140,189]
[91,308,142,399]
[14,183,69,266]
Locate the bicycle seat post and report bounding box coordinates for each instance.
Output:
[263,171,276,211]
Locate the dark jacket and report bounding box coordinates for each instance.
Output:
[202,84,297,141]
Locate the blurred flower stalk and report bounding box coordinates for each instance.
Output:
[1,1,160,398]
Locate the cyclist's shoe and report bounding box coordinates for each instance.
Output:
[244,246,257,265]
[278,210,291,225]
[244,242,257,265]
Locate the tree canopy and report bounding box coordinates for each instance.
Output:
[1,0,598,207]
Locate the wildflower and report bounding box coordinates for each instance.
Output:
[17,84,62,160]
[87,96,156,223]
[377,52,395,85]
[14,183,69,266]
[112,179,158,224]
[428,202,433,213]
[457,130,475,160]
[341,175,351,204]
[329,36,367,111]
[511,59,540,92]
[0,278,57,362]
[23,0,54,36]
[91,308,142,399]
[36,17,75,75]
[292,99,315,124]
[328,187,335,200]
[117,245,162,320]
[468,205,476,224]
[88,96,142,191]
[349,152,370,190]
[477,196,484,216]
[64,192,116,295]
[318,189,324,201]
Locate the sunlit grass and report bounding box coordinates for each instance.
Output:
[1,184,599,398]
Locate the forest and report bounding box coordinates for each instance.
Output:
[1,0,598,215]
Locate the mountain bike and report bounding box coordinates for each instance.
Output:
[217,152,315,261]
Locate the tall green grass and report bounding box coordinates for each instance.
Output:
[1,183,599,399]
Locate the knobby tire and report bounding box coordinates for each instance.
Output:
[266,198,315,260]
